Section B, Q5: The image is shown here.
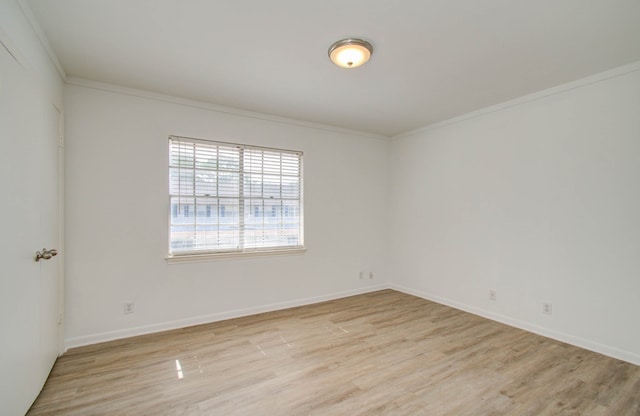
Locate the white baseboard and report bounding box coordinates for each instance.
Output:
[389,283,640,367]
[64,284,388,350]
[65,283,640,367]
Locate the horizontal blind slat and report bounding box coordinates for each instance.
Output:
[169,135,302,255]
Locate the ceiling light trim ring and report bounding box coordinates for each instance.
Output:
[328,38,373,69]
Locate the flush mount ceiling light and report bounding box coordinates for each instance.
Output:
[328,38,373,69]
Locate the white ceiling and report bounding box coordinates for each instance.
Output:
[25,0,640,137]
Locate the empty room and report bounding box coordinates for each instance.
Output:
[2,0,640,414]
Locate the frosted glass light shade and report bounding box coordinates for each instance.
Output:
[328,38,373,69]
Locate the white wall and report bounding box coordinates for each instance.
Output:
[390,66,640,364]
[64,82,389,347]
[0,1,62,108]
[61,45,640,366]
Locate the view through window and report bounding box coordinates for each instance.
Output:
[169,136,303,255]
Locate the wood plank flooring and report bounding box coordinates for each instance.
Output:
[27,290,640,415]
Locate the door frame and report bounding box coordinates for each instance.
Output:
[56,105,65,356]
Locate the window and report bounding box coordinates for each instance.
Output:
[168,136,303,256]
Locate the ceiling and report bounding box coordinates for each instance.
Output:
[25,0,640,137]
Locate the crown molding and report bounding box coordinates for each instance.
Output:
[17,0,66,80]
[393,60,640,140]
[65,77,390,141]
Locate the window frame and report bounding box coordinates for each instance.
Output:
[166,135,305,263]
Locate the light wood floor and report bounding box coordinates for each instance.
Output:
[28,290,640,415]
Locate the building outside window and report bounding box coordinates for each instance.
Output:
[168,136,303,256]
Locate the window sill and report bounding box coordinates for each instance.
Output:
[165,247,307,264]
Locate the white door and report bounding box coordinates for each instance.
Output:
[0,43,61,415]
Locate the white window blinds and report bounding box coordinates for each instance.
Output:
[169,136,303,255]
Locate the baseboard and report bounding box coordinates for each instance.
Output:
[64,284,388,350]
[65,283,640,366]
[389,283,640,366]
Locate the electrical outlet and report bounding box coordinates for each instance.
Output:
[359,271,364,280]
[124,302,135,315]
[369,272,374,279]
[542,302,552,315]
[489,290,497,301]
